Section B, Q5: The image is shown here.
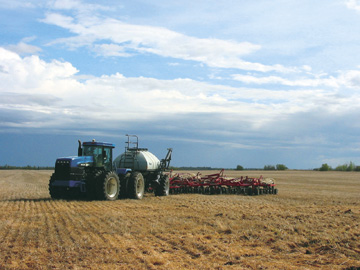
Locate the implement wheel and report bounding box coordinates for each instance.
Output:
[155,175,170,196]
[128,172,145,200]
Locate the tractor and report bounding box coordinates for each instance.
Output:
[48,135,172,200]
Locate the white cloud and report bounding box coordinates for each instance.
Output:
[41,12,291,72]
[5,38,42,55]
[0,47,79,92]
[337,69,360,88]
[346,0,360,11]
[1,48,360,144]
[48,0,111,12]
[232,70,360,89]
[92,43,132,57]
[232,74,339,88]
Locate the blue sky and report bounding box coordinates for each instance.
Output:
[1,0,360,169]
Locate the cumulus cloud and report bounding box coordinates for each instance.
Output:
[0,47,78,90]
[1,47,360,160]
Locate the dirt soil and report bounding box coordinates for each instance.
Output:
[0,170,359,269]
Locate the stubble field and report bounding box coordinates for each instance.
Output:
[0,170,359,269]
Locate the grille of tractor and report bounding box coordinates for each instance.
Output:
[55,160,71,180]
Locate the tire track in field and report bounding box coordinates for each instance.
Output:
[0,200,33,263]
[0,200,22,266]
[61,201,112,249]
[69,201,174,268]
[87,200,216,269]
[40,200,66,249]
[53,200,151,268]
[0,200,16,242]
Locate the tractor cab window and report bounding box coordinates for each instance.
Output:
[103,147,112,171]
[83,146,103,167]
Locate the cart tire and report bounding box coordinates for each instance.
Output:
[128,172,145,200]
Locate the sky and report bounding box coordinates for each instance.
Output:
[1,0,360,169]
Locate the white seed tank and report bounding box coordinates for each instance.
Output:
[114,148,161,171]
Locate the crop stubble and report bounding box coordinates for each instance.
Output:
[0,170,359,269]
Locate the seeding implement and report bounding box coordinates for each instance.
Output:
[168,169,278,196]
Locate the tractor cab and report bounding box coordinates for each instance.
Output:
[80,140,114,171]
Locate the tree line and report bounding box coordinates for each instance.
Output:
[316,161,360,171]
[0,165,54,170]
[236,164,288,171]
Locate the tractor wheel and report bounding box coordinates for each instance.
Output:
[118,173,130,199]
[96,171,120,201]
[49,173,62,199]
[155,175,170,196]
[128,172,145,200]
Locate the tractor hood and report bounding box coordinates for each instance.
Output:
[56,156,94,168]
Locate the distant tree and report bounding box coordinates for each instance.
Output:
[319,163,332,171]
[347,161,355,171]
[276,164,288,170]
[335,164,348,171]
[355,166,360,171]
[264,165,276,170]
[236,165,244,170]
[333,162,358,171]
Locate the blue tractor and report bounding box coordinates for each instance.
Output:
[49,136,172,200]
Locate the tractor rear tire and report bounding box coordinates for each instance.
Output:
[128,172,145,200]
[96,171,120,201]
[155,175,170,196]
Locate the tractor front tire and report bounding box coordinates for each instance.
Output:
[97,171,120,201]
[128,172,145,200]
[154,175,170,196]
[49,173,62,199]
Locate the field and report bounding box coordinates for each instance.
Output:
[0,170,359,270]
